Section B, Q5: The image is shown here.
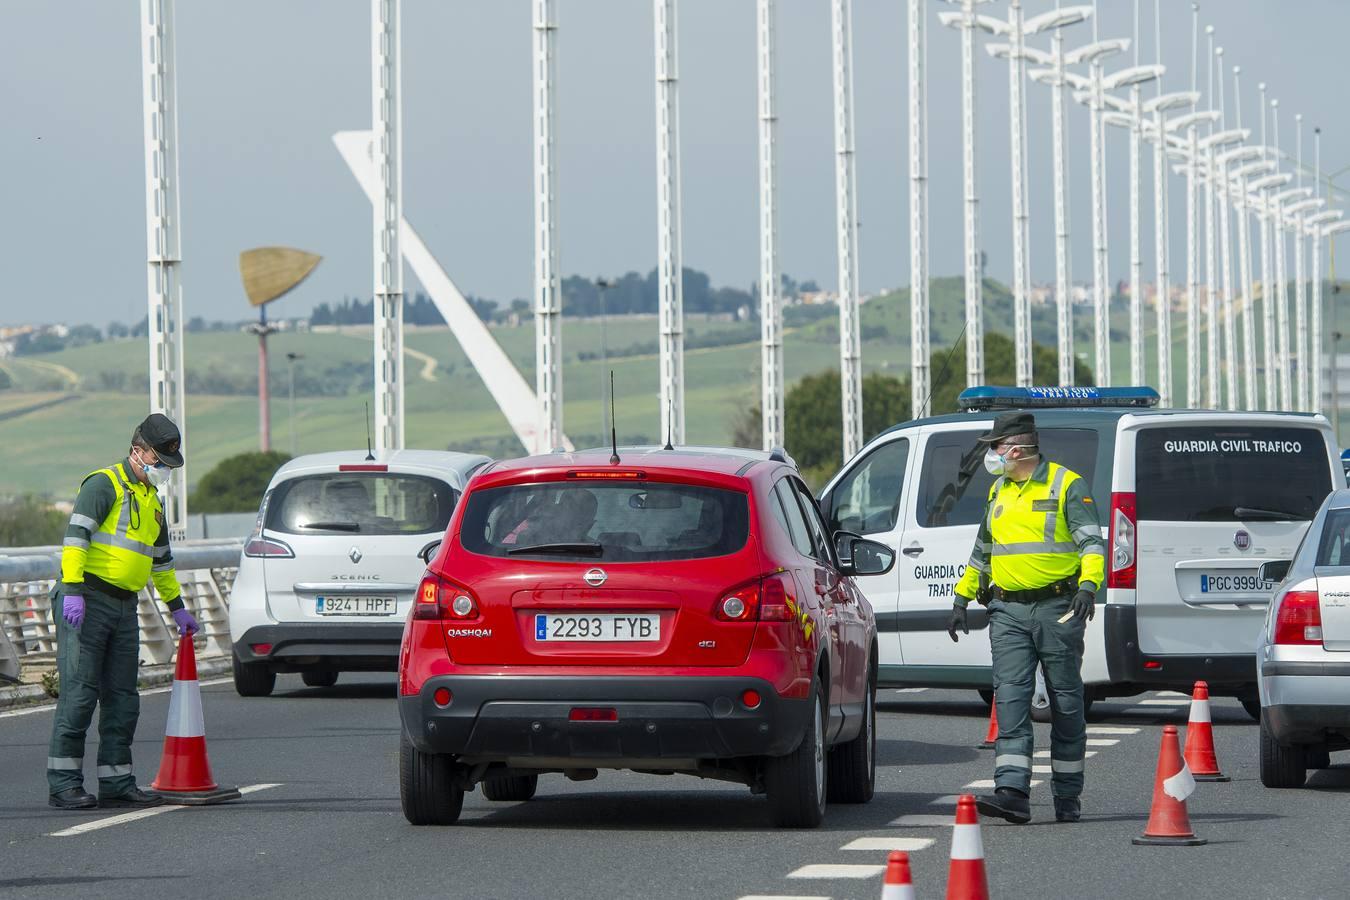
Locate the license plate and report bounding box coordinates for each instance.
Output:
[534,613,660,642]
[315,596,397,616]
[1198,573,1275,594]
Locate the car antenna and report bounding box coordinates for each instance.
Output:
[917,318,970,419]
[364,401,376,461]
[609,370,621,465]
[663,395,674,451]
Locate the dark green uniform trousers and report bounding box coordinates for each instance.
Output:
[988,593,1087,799]
[46,586,141,796]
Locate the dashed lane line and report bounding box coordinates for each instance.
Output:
[1035,750,1098,758]
[1137,698,1188,706]
[1086,738,1119,746]
[788,865,886,880]
[47,783,281,837]
[737,895,830,900]
[1087,726,1140,735]
[840,837,936,852]
[891,688,928,693]
[1,677,233,718]
[890,813,959,827]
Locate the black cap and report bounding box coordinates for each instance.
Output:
[134,413,184,468]
[976,411,1037,445]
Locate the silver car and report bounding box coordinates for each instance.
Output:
[1256,488,1350,787]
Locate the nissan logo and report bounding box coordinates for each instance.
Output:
[584,568,607,587]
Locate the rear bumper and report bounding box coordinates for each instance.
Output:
[1260,661,1350,744]
[1102,604,1256,695]
[400,675,811,763]
[233,623,403,672]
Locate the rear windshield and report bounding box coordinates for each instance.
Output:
[265,473,456,535]
[1316,508,1350,566]
[1135,426,1332,522]
[460,482,750,562]
[918,428,1101,528]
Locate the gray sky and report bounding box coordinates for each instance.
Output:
[3,0,1346,328]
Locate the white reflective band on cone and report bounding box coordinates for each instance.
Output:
[1188,699,1212,723]
[47,757,82,770]
[995,753,1031,769]
[1051,757,1085,773]
[97,764,132,778]
[882,883,917,900]
[164,680,205,738]
[949,823,985,860]
[1163,761,1197,802]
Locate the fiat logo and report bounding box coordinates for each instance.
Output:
[349,546,363,564]
[584,568,607,587]
[1234,530,1251,551]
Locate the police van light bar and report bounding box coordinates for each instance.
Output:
[957,386,1161,411]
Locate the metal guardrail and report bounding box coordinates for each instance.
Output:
[0,540,242,684]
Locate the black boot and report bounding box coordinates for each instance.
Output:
[1054,797,1082,823]
[49,787,98,810]
[98,786,165,809]
[975,787,1031,824]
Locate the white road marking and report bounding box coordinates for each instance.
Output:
[1087,738,1119,747]
[738,896,831,900]
[841,837,935,852]
[964,779,1043,789]
[47,783,280,837]
[788,865,885,880]
[1155,691,1190,697]
[928,794,961,806]
[2,677,232,718]
[1087,726,1140,735]
[1138,698,1188,706]
[891,688,928,693]
[890,814,958,827]
[1034,751,1097,758]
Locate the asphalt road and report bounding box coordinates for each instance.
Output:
[2,674,1345,900]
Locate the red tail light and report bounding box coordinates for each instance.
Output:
[1107,491,1137,590]
[569,707,618,722]
[413,573,480,621]
[716,573,794,622]
[244,536,294,558]
[1274,590,1323,645]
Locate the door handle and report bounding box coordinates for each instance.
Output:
[902,544,925,557]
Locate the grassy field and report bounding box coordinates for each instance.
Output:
[1,280,1247,500]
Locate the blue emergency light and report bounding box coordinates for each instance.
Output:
[957,385,1161,412]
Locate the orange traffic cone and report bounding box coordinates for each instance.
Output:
[1132,724,1206,846]
[1182,681,1229,782]
[945,794,990,900]
[881,850,916,900]
[150,634,241,805]
[978,701,998,749]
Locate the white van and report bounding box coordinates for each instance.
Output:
[818,386,1340,717]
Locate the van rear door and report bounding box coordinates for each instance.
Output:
[1128,420,1336,657]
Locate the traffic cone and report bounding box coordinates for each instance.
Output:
[881,850,916,900]
[978,701,998,749]
[1132,724,1206,846]
[945,794,990,900]
[150,634,241,805]
[1182,681,1230,782]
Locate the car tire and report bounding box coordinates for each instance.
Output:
[827,673,876,804]
[765,681,828,828]
[1241,698,1262,722]
[399,731,464,825]
[232,651,275,698]
[302,670,339,688]
[1259,709,1308,789]
[481,774,539,802]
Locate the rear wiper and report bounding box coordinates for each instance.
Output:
[506,541,604,557]
[1234,506,1301,521]
[299,521,360,531]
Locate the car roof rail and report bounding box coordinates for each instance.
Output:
[769,446,797,468]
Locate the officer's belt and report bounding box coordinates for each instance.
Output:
[990,578,1078,604]
[82,573,140,603]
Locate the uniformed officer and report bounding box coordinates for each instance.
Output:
[947,411,1105,824]
[47,414,199,810]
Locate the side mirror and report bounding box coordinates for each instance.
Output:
[840,537,896,577]
[1258,560,1292,584]
[418,540,442,565]
[833,529,864,564]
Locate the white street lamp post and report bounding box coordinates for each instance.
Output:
[653,0,685,444]
[908,0,931,415]
[757,0,783,449]
[831,0,862,459]
[372,0,405,452]
[532,0,562,454]
[1250,170,1292,407]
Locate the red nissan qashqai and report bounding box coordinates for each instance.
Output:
[397,446,894,828]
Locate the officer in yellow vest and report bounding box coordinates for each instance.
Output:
[47,414,199,810]
[948,412,1105,825]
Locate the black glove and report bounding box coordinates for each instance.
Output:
[947,604,969,642]
[1070,589,1096,622]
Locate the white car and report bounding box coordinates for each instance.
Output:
[229,449,490,696]
[818,386,1340,715]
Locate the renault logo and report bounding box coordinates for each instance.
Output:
[583,568,607,587]
[349,546,363,564]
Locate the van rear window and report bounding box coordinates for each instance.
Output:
[1135,426,1332,522]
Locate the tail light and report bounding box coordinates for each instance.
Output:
[413,573,480,621]
[1107,491,1137,590]
[244,535,293,558]
[1274,590,1323,645]
[715,573,794,622]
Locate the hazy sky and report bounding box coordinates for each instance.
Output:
[3,0,1346,328]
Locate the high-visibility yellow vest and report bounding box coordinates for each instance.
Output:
[70,463,171,593]
[984,462,1091,590]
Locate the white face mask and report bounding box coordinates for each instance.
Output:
[135,450,172,488]
[983,448,1009,476]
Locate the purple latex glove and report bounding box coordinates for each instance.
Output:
[172,608,199,637]
[62,595,85,629]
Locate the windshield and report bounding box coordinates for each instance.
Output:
[1135,426,1332,522]
[266,473,456,535]
[460,481,750,562]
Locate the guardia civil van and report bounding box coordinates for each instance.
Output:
[817,386,1341,716]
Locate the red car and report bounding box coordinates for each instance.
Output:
[397,447,894,828]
